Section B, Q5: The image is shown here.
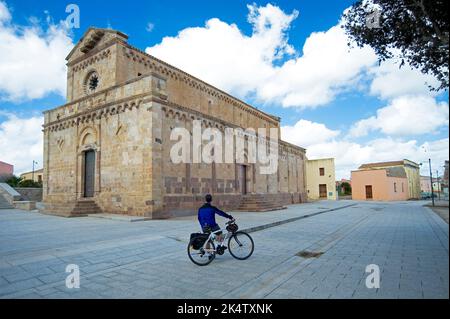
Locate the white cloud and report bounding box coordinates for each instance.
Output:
[259,24,376,108]
[0,1,11,22]
[0,112,43,175]
[0,1,73,101]
[147,4,298,100]
[369,55,441,100]
[350,95,449,137]
[146,4,377,109]
[281,119,340,148]
[282,118,449,179]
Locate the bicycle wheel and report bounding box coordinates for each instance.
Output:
[228,231,254,260]
[187,238,216,266]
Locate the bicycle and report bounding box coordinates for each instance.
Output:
[187,219,254,266]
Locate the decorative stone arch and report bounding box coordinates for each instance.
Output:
[78,125,98,149]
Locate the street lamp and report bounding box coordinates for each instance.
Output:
[420,147,435,207]
[436,170,441,201]
[428,159,435,207]
[32,160,38,182]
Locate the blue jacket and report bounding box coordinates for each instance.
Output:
[198,203,232,228]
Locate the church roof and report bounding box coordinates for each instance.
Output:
[358,161,405,169]
[65,27,128,61]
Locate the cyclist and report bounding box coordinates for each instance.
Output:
[198,194,234,251]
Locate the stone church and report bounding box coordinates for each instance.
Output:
[42,27,307,218]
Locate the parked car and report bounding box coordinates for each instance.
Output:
[421,192,437,200]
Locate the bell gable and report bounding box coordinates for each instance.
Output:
[66,27,128,63]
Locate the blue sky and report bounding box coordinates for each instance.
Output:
[0,0,448,178]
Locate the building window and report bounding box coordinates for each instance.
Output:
[394,182,397,192]
[38,175,42,183]
[88,75,99,90]
[402,183,404,192]
[319,167,325,176]
[84,71,100,94]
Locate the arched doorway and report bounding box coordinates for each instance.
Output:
[78,126,99,199]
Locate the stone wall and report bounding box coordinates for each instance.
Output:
[14,188,43,202]
[162,192,306,218]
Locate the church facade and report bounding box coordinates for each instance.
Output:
[42,28,307,218]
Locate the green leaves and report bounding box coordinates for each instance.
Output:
[342,0,449,91]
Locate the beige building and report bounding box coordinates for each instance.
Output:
[306,158,336,200]
[20,169,44,183]
[42,27,308,218]
[351,167,409,201]
[357,160,420,199]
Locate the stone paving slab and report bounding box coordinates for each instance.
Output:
[0,200,448,299]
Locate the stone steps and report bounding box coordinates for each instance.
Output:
[0,194,13,209]
[236,194,286,212]
[41,200,102,217]
[71,200,102,216]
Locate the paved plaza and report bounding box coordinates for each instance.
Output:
[0,200,448,299]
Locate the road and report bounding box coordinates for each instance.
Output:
[0,200,448,298]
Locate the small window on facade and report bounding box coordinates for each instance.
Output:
[319,167,325,176]
[394,182,397,192]
[88,74,99,91]
[402,183,404,192]
[157,78,166,90]
[84,71,100,94]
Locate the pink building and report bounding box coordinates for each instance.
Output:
[0,161,13,177]
[420,176,432,193]
[351,167,409,201]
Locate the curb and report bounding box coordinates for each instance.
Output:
[424,204,449,208]
[241,203,358,234]
[87,213,153,222]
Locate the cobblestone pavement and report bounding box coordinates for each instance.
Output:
[0,200,448,299]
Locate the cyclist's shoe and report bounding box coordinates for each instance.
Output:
[217,245,227,255]
[208,253,214,260]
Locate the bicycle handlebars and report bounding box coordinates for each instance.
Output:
[226,218,236,225]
